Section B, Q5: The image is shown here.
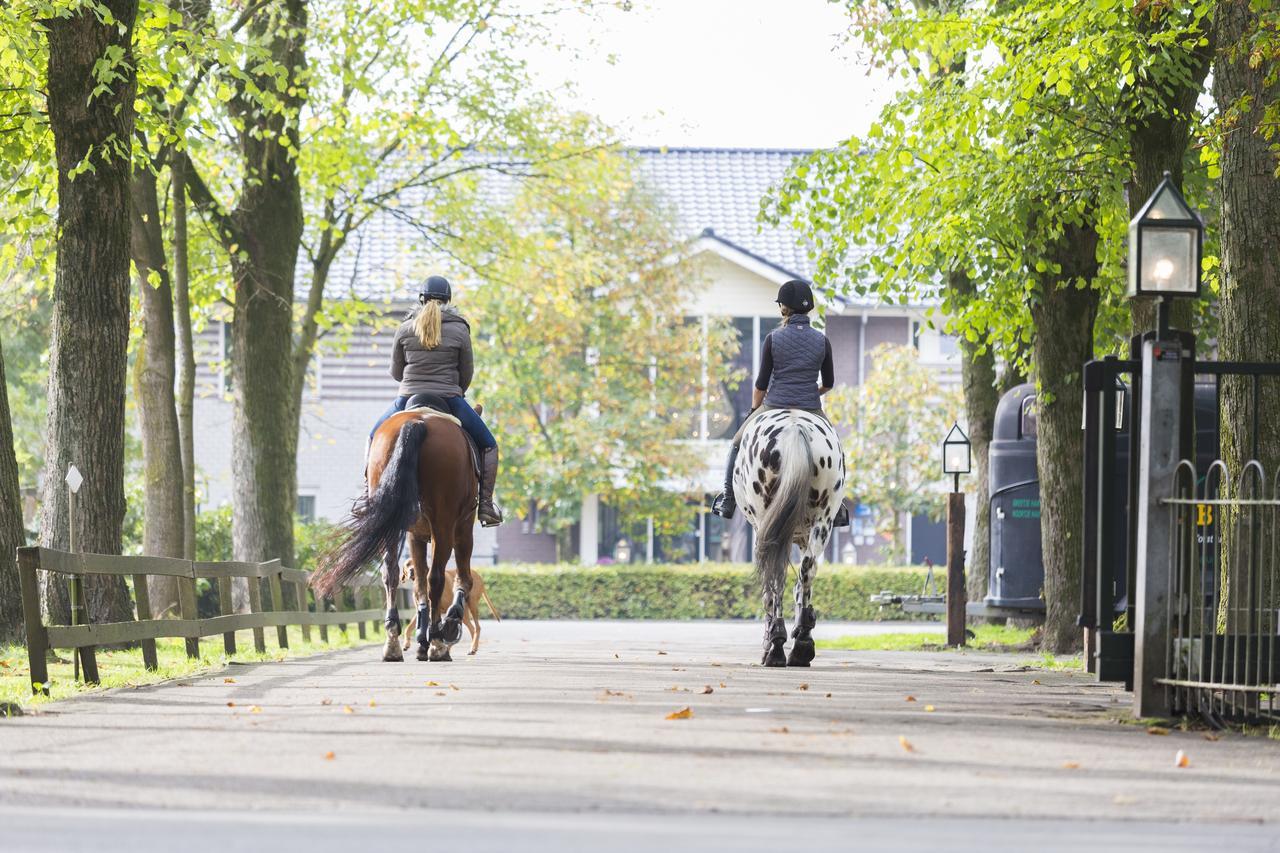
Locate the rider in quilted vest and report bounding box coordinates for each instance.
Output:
[712,279,848,527]
[370,275,503,527]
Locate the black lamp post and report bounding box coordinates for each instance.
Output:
[1128,171,1204,338]
[941,422,970,647]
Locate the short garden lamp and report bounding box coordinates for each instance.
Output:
[942,422,970,494]
[1128,171,1204,337]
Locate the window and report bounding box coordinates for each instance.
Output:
[1020,396,1038,440]
[938,334,959,357]
[296,495,316,523]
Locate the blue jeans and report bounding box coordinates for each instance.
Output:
[370,395,496,451]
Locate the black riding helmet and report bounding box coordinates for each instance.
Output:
[418,275,452,304]
[776,279,814,313]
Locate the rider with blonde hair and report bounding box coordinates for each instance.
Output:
[370,275,503,526]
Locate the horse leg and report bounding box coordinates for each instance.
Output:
[761,568,787,668]
[444,521,475,653]
[409,534,433,661]
[426,531,454,661]
[381,544,403,662]
[787,552,819,667]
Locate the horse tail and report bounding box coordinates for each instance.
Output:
[754,417,813,600]
[481,588,501,622]
[312,420,428,598]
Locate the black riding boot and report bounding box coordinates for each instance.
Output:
[711,444,741,519]
[478,446,503,527]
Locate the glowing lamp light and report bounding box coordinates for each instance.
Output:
[1127,172,1203,300]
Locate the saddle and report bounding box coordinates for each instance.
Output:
[403,393,481,481]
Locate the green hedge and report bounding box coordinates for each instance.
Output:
[479,563,934,622]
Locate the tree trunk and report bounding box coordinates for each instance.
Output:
[38,1,140,626]
[1126,8,1213,337]
[225,0,307,585]
[130,164,185,616]
[950,270,1000,604]
[172,156,197,562]
[1214,0,1280,620]
[1031,222,1100,654]
[0,340,26,644]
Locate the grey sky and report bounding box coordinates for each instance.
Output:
[528,0,894,150]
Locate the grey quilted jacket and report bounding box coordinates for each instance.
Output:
[390,308,474,397]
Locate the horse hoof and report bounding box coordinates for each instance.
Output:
[416,642,431,662]
[429,647,453,662]
[762,642,787,667]
[383,642,403,663]
[787,639,815,667]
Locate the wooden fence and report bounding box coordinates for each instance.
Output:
[16,546,411,696]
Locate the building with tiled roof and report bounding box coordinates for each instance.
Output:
[194,147,958,567]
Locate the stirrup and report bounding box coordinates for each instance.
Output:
[478,502,503,528]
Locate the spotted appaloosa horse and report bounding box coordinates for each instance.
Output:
[735,408,845,667]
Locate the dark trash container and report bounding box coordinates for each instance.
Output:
[986,384,1045,610]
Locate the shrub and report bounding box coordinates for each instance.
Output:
[478,562,933,621]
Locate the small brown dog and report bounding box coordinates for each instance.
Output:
[402,564,500,655]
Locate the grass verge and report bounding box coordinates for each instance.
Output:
[816,624,1039,653]
[1,625,369,714]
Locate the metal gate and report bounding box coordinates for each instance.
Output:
[1081,335,1280,722]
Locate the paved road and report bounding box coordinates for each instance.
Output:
[2,620,1277,851]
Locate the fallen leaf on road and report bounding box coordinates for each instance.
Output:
[1062,761,1081,770]
[1146,726,1170,736]
[368,700,377,708]
[342,706,354,714]
[824,693,832,698]
[320,699,332,706]
[449,684,460,691]
[600,689,631,699]
[665,706,693,720]
[1175,750,1190,768]
[672,667,686,671]
[770,726,789,734]
[710,662,722,667]
[425,681,439,687]
[223,678,236,684]
[657,650,668,656]
[898,736,915,753]
[434,691,446,697]
[924,705,936,712]
[905,696,917,702]
[700,686,714,694]
[1032,679,1041,685]
[324,751,335,761]
[666,686,689,693]
[249,706,262,714]
[613,654,619,659]
[1202,733,1221,742]
[719,682,727,688]
[226,702,235,708]
[798,683,809,691]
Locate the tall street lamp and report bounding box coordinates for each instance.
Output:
[1128,171,1204,337]
[941,422,970,647]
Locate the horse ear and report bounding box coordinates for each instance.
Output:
[473,403,483,417]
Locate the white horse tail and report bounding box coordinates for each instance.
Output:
[754,417,813,595]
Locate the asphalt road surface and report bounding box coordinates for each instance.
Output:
[2,620,1277,852]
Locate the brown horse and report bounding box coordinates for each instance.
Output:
[311,408,477,662]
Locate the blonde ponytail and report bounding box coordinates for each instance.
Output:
[414,300,443,349]
[778,306,795,328]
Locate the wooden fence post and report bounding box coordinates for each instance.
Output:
[335,588,348,636]
[131,570,161,670]
[356,586,368,640]
[17,548,50,696]
[247,569,266,654]
[178,574,200,659]
[267,565,289,650]
[296,579,312,643]
[218,576,237,655]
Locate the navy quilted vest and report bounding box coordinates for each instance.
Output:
[764,314,826,410]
